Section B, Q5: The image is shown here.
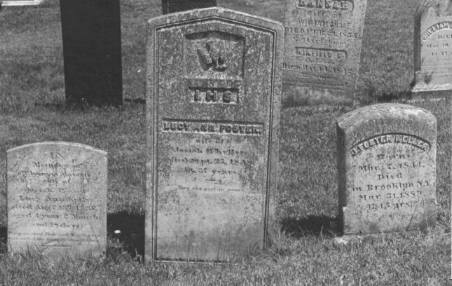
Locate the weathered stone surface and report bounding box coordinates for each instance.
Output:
[60,0,122,107]
[413,0,452,92]
[146,7,283,262]
[7,142,107,257]
[337,104,437,235]
[162,0,216,14]
[283,0,368,105]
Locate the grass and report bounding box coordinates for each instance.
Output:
[0,0,450,284]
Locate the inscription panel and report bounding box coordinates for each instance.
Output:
[283,0,367,103]
[146,8,283,262]
[7,142,107,257]
[337,104,437,235]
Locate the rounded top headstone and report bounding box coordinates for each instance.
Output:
[337,103,436,131]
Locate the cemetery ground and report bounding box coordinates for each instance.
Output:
[0,0,450,285]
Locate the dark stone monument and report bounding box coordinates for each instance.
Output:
[161,0,216,14]
[145,7,283,263]
[60,0,122,107]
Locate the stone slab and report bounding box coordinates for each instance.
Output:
[283,0,368,105]
[337,103,437,235]
[7,142,107,257]
[161,0,216,14]
[60,0,122,107]
[413,0,452,92]
[145,7,283,262]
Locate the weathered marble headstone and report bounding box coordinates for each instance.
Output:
[283,0,368,105]
[161,0,216,14]
[60,0,122,107]
[146,8,283,262]
[413,0,452,92]
[337,104,437,235]
[8,142,107,257]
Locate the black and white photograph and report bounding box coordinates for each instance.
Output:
[0,0,450,284]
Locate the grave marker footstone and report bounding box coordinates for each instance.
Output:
[337,104,437,235]
[283,0,368,105]
[60,0,122,107]
[161,0,216,14]
[413,0,452,93]
[145,7,283,262]
[8,142,107,257]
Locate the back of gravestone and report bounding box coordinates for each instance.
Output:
[146,8,283,263]
[7,142,107,257]
[161,0,216,14]
[60,0,122,107]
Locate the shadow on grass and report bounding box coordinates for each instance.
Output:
[281,216,339,238]
[107,212,144,260]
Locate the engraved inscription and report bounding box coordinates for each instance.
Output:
[422,21,452,41]
[295,47,348,62]
[350,133,431,157]
[162,119,264,136]
[350,134,433,217]
[284,0,366,96]
[297,0,354,11]
[8,144,106,256]
[165,137,256,192]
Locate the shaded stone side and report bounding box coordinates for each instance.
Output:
[162,0,216,14]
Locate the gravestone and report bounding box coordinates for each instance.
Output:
[60,0,122,107]
[7,142,107,257]
[283,0,368,105]
[161,0,216,14]
[413,0,452,92]
[337,104,437,235]
[145,7,283,262]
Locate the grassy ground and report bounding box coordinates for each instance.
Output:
[0,0,450,284]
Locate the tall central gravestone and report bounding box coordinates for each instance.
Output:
[60,0,122,107]
[7,142,107,257]
[337,104,437,234]
[283,0,368,105]
[161,0,216,14]
[145,8,283,262]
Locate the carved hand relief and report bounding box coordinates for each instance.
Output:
[186,31,244,78]
[197,40,228,72]
[185,31,245,105]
